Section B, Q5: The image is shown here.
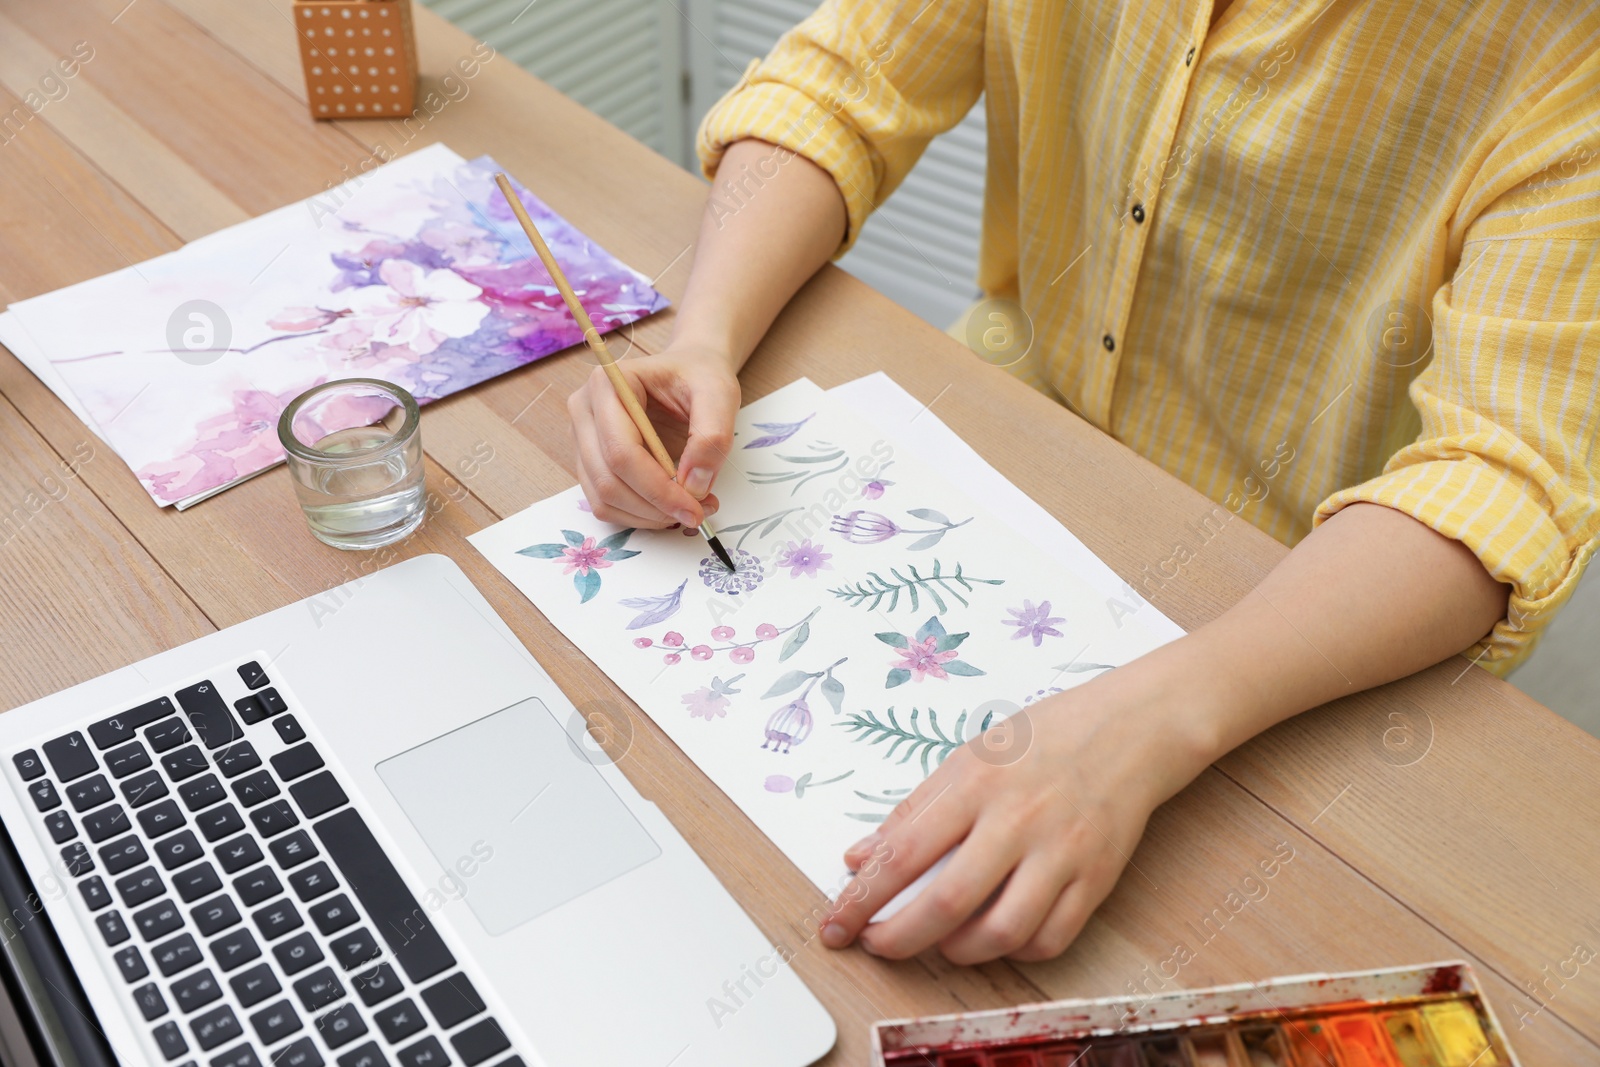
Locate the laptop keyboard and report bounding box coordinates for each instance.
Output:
[10,661,525,1067]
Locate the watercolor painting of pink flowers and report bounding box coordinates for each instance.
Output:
[777,539,833,578]
[876,617,986,688]
[516,528,640,602]
[26,144,666,508]
[1003,600,1067,646]
[635,607,819,667]
[682,674,744,721]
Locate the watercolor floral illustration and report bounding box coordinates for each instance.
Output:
[618,580,686,629]
[839,706,972,777]
[829,559,1004,614]
[636,607,819,666]
[830,508,971,550]
[748,442,849,495]
[846,786,913,824]
[877,616,986,688]
[1003,600,1067,645]
[35,146,667,508]
[764,769,853,798]
[516,528,640,602]
[777,539,833,578]
[700,549,767,595]
[682,674,744,721]
[742,414,814,449]
[761,657,848,754]
[861,460,896,500]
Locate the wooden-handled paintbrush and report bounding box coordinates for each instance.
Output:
[492,172,735,572]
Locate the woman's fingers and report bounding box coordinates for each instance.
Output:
[570,451,664,530]
[570,394,678,528]
[856,817,1027,960]
[1004,876,1105,963]
[938,853,1079,964]
[584,370,703,526]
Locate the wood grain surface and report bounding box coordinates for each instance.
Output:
[0,1,1594,1063]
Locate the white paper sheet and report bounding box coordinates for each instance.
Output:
[470,376,1182,918]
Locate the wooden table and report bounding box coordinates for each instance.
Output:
[1,2,1596,1063]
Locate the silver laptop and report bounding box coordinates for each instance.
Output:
[0,554,835,1067]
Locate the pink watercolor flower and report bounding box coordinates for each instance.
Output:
[777,539,833,578]
[266,307,347,331]
[690,645,714,661]
[755,623,779,640]
[339,259,489,356]
[682,674,744,721]
[893,637,960,683]
[662,632,684,647]
[729,647,755,664]
[662,653,681,665]
[861,480,890,499]
[632,637,652,648]
[418,220,498,265]
[765,775,795,793]
[711,626,735,640]
[560,537,612,576]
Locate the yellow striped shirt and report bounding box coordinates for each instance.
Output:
[697,0,1600,673]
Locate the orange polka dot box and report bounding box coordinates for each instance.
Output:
[293,0,419,121]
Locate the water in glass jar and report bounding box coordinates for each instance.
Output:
[296,425,425,550]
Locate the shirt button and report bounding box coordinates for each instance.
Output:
[1130,204,1146,223]
[1185,46,1195,66]
[1102,334,1116,352]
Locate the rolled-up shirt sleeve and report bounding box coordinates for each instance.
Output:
[1313,106,1600,674]
[695,0,986,255]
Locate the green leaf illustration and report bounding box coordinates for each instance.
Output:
[779,621,810,662]
[596,528,636,551]
[828,560,1004,614]
[884,668,912,689]
[944,661,986,677]
[573,569,601,604]
[516,543,566,559]
[763,670,814,698]
[820,674,845,716]
[561,529,586,547]
[839,708,966,777]
[875,631,909,648]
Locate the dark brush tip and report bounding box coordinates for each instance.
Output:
[708,535,736,572]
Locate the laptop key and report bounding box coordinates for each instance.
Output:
[145,717,190,753]
[253,897,304,940]
[290,772,348,820]
[189,1003,244,1050]
[421,974,484,1029]
[43,732,96,782]
[43,809,76,843]
[172,968,223,1013]
[120,769,170,808]
[274,931,326,977]
[138,799,187,838]
[250,998,303,1044]
[234,866,282,907]
[288,862,338,901]
[450,1018,511,1067]
[96,910,130,946]
[237,661,269,690]
[90,698,174,749]
[259,688,288,717]
[374,999,424,1045]
[234,696,266,726]
[208,927,261,972]
[214,834,263,874]
[79,876,111,910]
[271,743,324,782]
[395,1036,448,1067]
[99,834,148,875]
[155,830,205,870]
[214,741,261,779]
[294,967,346,1012]
[337,1041,388,1067]
[191,894,242,937]
[176,682,244,750]
[315,809,455,983]
[12,749,45,780]
[131,979,164,1018]
[250,800,299,838]
[135,899,184,941]
[152,932,203,976]
[105,740,153,779]
[274,716,307,745]
[352,963,402,1008]
[162,746,210,783]
[232,770,280,808]
[310,894,357,936]
[115,945,149,982]
[152,1020,188,1061]
[270,830,319,870]
[66,774,113,812]
[196,803,246,843]
[114,865,165,907]
[229,962,281,1008]
[180,774,227,812]
[318,1003,368,1050]
[210,1044,263,1067]
[84,803,131,842]
[175,862,224,903]
[329,929,380,971]
[60,842,93,877]
[275,1036,324,1067]
[26,779,60,812]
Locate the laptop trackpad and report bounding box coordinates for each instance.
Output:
[375,698,660,936]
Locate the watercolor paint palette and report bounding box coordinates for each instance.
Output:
[871,962,1518,1067]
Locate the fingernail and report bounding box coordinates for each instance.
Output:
[684,467,713,498]
[675,509,700,528]
[821,923,849,949]
[845,831,882,858]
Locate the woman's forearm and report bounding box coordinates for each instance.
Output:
[671,139,847,371]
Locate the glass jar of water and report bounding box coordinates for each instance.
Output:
[278,379,425,550]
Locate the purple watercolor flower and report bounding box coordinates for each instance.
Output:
[777,539,833,578]
[1004,600,1067,646]
[560,537,612,576]
[700,549,765,596]
[682,674,744,721]
[762,698,813,754]
[830,510,900,544]
[764,775,796,793]
[862,461,896,499]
